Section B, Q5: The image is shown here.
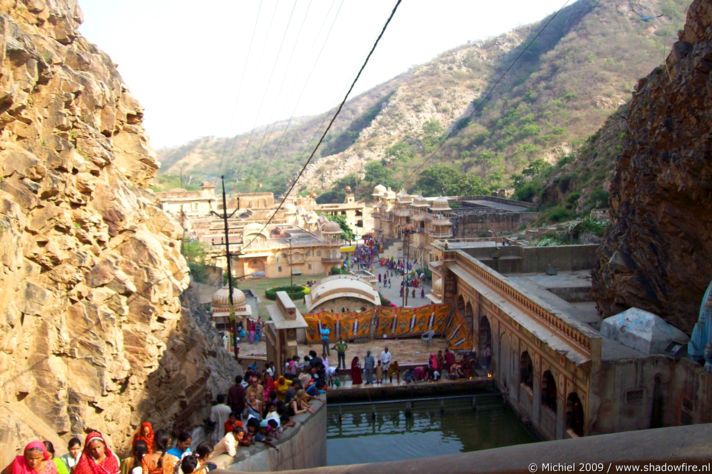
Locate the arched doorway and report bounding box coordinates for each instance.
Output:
[520,351,533,389]
[456,295,465,314]
[464,301,474,333]
[541,370,557,412]
[566,393,584,436]
[479,316,492,370]
[650,374,664,428]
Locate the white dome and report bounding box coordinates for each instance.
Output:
[321,221,342,234]
[372,184,387,197]
[212,287,247,308]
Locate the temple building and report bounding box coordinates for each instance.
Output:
[210,286,252,331]
[371,186,454,267]
[427,237,711,440]
[231,221,345,279]
[304,274,381,313]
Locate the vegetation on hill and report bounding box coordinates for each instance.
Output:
[157,0,689,218]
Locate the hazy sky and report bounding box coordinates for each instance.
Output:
[78,0,565,149]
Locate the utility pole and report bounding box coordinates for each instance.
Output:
[211,175,240,360]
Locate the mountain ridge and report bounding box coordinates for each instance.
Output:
[157,0,689,199]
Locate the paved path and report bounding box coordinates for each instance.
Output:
[370,262,432,307]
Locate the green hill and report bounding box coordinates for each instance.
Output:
[157,0,690,201]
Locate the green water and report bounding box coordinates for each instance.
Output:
[326,395,537,466]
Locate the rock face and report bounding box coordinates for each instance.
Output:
[592,0,712,334]
[0,0,236,463]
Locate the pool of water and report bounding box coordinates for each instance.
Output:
[326,394,538,466]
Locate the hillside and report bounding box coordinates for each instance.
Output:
[157,0,689,198]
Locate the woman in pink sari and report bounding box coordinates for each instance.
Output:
[73,432,119,474]
[5,441,57,474]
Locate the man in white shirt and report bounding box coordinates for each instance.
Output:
[379,346,392,372]
[210,394,232,443]
[212,426,244,457]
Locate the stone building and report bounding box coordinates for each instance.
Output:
[450,196,538,237]
[157,182,217,219]
[371,186,453,267]
[315,187,373,239]
[304,274,381,313]
[428,239,712,440]
[232,221,345,279]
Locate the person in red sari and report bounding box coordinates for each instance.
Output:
[132,422,154,454]
[350,356,362,385]
[5,441,57,474]
[73,432,119,474]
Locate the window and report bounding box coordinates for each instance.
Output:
[308,264,312,270]
[626,389,644,404]
[277,266,282,272]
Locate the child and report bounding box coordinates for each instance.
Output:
[375,360,383,384]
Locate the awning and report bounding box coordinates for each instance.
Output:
[340,246,355,253]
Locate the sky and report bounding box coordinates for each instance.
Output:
[78,0,566,150]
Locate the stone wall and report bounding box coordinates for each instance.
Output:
[453,211,538,237]
[0,0,236,463]
[594,357,712,433]
[212,396,327,472]
[464,244,597,274]
[215,423,712,474]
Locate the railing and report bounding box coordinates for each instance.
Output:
[454,251,598,357]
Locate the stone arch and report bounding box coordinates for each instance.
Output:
[464,301,474,333]
[541,370,557,412]
[566,392,584,436]
[456,294,465,314]
[520,351,533,389]
[479,315,492,370]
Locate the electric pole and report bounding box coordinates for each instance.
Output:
[211,175,240,360]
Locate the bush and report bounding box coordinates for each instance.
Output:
[265,285,308,301]
[545,205,575,223]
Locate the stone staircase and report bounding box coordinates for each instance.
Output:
[381,240,403,260]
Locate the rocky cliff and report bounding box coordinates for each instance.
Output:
[592,0,712,333]
[0,0,235,463]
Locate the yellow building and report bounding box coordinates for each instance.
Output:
[233,221,345,279]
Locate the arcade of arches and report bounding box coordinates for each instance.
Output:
[428,241,712,440]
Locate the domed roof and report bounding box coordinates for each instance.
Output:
[372,184,387,197]
[321,221,342,233]
[412,196,429,207]
[430,197,451,211]
[212,287,247,308]
[344,185,352,193]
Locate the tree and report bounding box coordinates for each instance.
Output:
[181,239,209,282]
[326,214,355,242]
[364,161,400,189]
[413,165,489,196]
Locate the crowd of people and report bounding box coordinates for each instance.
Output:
[347,347,476,386]
[5,353,330,474]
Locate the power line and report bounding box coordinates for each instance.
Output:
[243,0,346,187]
[217,0,265,177]
[241,0,403,252]
[403,0,573,191]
